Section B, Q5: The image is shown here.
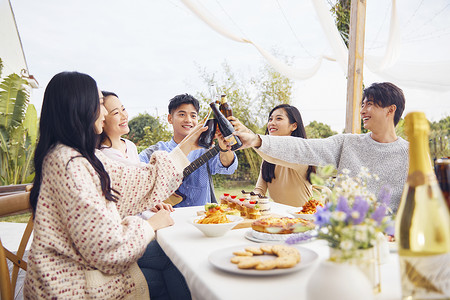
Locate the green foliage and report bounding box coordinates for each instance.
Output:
[396,116,449,161]
[251,61,293,128]
[141,115,172,147]
[195,61,295,183]
[395,118,406,140]
[330,0,351,46]
[305,121,338,138]
[429,116,450,160]
[0,69,37,185]
[125,112,158,145]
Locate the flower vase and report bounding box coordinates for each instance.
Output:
[306,260,374,300]
[329,247,381,294]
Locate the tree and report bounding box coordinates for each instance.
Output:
[139,115,172,153]
[195,61,295,184]
[125,112,158,145]
[305,121,337,139]
[0,61,37,185]
[430,116,450,160]
[330,0,351,46]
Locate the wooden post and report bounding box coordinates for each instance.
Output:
[345,0,367,133]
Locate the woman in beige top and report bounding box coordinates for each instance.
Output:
[231,104,314,207]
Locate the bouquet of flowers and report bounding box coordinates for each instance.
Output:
[287,166,393,261]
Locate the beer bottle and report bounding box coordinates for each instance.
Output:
[395,112,450,299]
[219,94,232,118]
[198,108,217,148]
[435,157,450,209]
[209,102,242,151]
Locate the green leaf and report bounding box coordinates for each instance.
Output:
[23,104,37,145]
[0,73,23,129]
[12,86,29,128]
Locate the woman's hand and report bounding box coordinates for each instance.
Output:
[147,209,174,231]
[150,202,174,213]
[177,123,208,156]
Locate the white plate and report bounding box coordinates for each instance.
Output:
[209,244,319,276]
[287,208,315,220]
[244,230,316,244]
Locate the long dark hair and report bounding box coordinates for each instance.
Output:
[261,104,315,183]
[30,72,118,213]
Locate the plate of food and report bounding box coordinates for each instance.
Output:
[288,199,324,220]
[244,216,316,243]
[191,205,243,237]
[244,230,316,244]
[209,244,318,276]
[287,209,316,220]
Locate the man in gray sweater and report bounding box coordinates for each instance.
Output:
[232,82,408,213]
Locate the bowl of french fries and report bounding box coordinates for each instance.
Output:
[191,205,243,237]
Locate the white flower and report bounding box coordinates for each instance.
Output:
[331,211,347,222]
[342,168,351,175]
[351,211,360,219]
[355,228,368,243]
[340,240,354,251]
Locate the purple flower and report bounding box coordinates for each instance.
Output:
[372,205,387,224]
[350,197,370,225]
[337,196,351,214]
[315,206,331,226]
[377,186,392,206]
[385,223,395,235]
[285,232,314,245]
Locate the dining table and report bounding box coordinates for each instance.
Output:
[156,202,402,300]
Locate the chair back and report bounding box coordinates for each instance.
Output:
[0,191,33,300]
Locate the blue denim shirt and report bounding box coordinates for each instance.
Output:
[139,138,238,207]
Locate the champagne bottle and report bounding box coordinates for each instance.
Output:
[198,108,217,148]
[395,112,450,299]
[219,94,232,118]
[209,102,242,151]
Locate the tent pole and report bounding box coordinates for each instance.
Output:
[345,0,366,133]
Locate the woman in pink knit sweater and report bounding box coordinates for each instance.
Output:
[25,72,204,299]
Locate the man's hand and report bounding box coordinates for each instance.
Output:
[177,123,208,156]
[227,116,262,149]
[215,129,231,152]
[228,116,252,133]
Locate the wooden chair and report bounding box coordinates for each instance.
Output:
[0,191,33,300]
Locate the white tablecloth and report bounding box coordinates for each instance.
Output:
[156,203,402,300]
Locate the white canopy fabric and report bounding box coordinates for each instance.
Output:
[182,0,450,91]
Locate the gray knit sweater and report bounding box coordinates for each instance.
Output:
[258,133,409,213]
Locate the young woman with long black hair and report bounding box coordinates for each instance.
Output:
[230,104,314,207]
[25,71,202,299]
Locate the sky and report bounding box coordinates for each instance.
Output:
[7,0,450,132]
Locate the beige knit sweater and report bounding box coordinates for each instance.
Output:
[253,152,313,207]
[24,144,189,299]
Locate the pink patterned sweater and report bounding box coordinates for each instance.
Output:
[24,144,189,299]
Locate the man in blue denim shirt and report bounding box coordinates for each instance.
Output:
[139,94,238,207]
